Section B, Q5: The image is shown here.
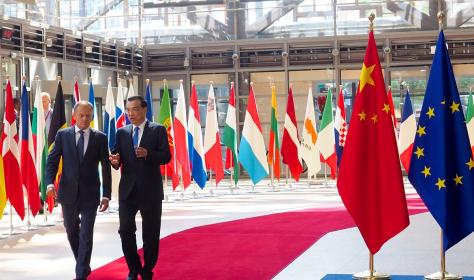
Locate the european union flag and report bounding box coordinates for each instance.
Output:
[408,31,474,251]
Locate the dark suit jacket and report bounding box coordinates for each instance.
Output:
[113,122,171,202]
[46,127,112,207]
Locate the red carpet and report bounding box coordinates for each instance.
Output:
[89,195,426,280]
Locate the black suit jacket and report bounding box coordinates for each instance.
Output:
[46,127,112,206]
[113,122,171,202]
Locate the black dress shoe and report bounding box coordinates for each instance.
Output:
[126,275,138,280]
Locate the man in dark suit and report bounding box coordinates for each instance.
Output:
[109,96,171,280]
[46,101,111,280]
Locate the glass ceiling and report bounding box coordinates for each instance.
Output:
[1,0,473,45]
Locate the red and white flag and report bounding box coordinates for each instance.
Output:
[173,81,191,189]
[71,79,81,125]
[1,80,25,219]
[281,86,303,181]
[204,84,224,185]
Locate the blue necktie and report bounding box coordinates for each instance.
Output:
[133,126,139,149]
[77,130,85,162]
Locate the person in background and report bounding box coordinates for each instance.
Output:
[41,92,53,137]
[46,101,111,280]
[109,96,171,280]
[13,97,21,130]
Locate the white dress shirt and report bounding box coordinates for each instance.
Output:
[75,126,91,156]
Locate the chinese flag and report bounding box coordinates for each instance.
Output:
[337,31,409,254]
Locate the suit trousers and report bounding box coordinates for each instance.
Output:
[62,203,97,279]
[118,193,162,277]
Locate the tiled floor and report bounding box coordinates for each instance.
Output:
[1,179,473,279]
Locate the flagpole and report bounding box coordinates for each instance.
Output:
[425,230,461,280]
[164,168,169,202]
[209,170,214,196]
[230,167,234,194]
[9,205,21,235]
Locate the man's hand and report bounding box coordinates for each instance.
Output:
[109,153,120,166]
[99,198,109,212]
[135,147,148,158]
[46,185,56,199]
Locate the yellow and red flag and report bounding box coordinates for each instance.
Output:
[337,30,409,254]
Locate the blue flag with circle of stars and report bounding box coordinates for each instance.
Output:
[408,30,474,251]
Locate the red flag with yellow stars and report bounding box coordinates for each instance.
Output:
[337,30,409,255]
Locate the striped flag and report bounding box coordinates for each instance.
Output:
[387,87,398,129]
[204,84,224,186]
[88,80,96,129]
[20,80,40,216]
[398,91,416,173]
[145,79,154,122]
[71,80,81,125]
[316,88,337,179]
[32,79,48,201]
[335,86,347,167]
[466,92,474,158]
[268,85,281,180]
[300,87,321,177]
[281,86,303,181]
[174,81,191,188]
[158,83,179,190]
[116,79,126,129]
[1,80,24,219]
[238,84,269,185]
[187,83,207,189]
[104,79,116,150]
[223,82,239,184]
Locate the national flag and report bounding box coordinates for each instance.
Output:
[398,91,416,173]
[466,92,474,158]
[125,79,137,125]
[204,84,224,186]
[20,80,40,216]
[187,83,207,189]
[1,80,24,219]
[145,79,154,122]
[337,30,409,255]
[316,88,337,179]
[334,85,347,167]
[173,81,191,188]
[300,87,321,177]
[281,86,303,181]
[88,80,96,129]
[158,83,179,190]
[387,86,398,129]
[408,31,474,251]
[32,79,48,201]
[223,82,239,184]
[126,78,137,98]
[238,84,269,185]
[268,85,281,180]
[0,154,6,219]
[116,79,126,129]
[71,80,81,126]
[47,81,67,213]
[104,78,116,151]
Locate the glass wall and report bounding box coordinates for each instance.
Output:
[389,67,428,122]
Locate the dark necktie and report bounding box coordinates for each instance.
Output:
[77,130,85,162]
[133,126,139,149]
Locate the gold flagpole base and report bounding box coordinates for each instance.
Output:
[352,270,390,279]
[425,272,462,280]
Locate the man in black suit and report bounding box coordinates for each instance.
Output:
[46,101,111,280]
[110,96,171,280]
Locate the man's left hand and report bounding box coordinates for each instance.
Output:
[135,147,148,158]
[99,198,109,212]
